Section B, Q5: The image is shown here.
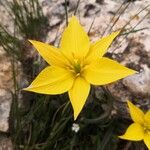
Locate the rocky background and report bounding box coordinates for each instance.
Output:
[0,0,150,149]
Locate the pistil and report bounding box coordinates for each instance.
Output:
[73,59,81,74]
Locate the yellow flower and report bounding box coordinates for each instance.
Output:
[119,100,150,150]
[24,16,136,120]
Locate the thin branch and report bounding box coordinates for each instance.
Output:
[64,0,68,26]
[108,2,131,34]
[88,15,96,35]
[101,1,127,37]
[74,0,80,15]
[112,9,150,53]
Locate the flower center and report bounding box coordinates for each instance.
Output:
[143,122,150,134]
[73,59,81,74]
[66,57,88,76]
[66,58,86,76]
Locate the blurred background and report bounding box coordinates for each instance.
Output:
[0,0,150,149]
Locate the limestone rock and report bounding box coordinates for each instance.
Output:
[0,137,13,150]
[123,65,150,97]
[0,89,12,132]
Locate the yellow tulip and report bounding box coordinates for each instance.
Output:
[119,100,150,150]
[24,16,136,120]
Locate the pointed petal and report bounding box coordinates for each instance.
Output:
[119,123,144,141]
[29,40,69,67]
[69,77,90,120]
[127,100,144,124]
[144,134,150,150]
[60,16,90,58]
[23,66,74,94]
[83,57,136,85]
[144,111,150,125]
[86,31,120,61]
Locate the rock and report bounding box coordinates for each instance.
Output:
[0,89,12,132]
[0,47,22,133]
[96,0,104,4]
[123,65,150,97]
[107,36,150,115]
[0,47,13,132]
[0,1,14,34]
[110,36,150,95]
[41,0,76,27]
[84,3,101,17]
[0,137,13,150]
[0,49,13,90]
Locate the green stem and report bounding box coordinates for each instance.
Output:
[64,0,68,26]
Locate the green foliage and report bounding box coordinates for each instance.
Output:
[8,0,48,40]
[10,89,121,150]
[0,26,21,59]
[10,88,145,149]
[0,0,49,59]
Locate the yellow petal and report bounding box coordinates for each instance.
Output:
[83,57,136,85]
[23,66,74,94]
[28,40,69,67]
[68,77,90,120]
[119,123,144,141]
[144,110,150,125]
[86,31,120,61]
[127,100,144,124]
[60,16,90,59]
[144,134,150,150]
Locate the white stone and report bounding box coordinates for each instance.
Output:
[0,89,12,132]
[123,65,150,96]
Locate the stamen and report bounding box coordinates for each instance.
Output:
[143,122,150,134]
[73,59,81,74]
